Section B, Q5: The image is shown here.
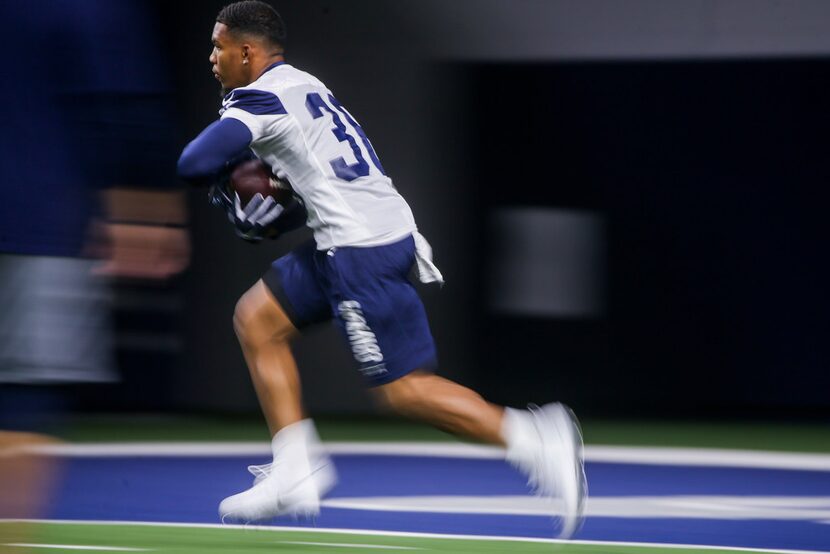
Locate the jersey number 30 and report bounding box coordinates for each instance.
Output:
[305,92,386,181]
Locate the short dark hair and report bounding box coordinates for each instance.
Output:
[217,1,287,49]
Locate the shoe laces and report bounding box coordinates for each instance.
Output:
[247,462,273,484]
[248,446,286,485]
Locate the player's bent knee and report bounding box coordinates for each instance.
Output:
[233,280,296,346]
[232,292,258,342]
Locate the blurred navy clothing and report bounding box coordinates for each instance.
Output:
[0,384,72,433]
[1,1,89,256]
[0,0,177,257]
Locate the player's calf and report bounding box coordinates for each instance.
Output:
[374,371,505,445]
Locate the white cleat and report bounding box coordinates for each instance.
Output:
[218,419,337,523]
[219,464,319,522]
[504,403,587,539]
[530,403,587,538]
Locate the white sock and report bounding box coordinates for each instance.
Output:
[271,419,313,474]
[298,418,324,459]
[270,419,336,497]
[501,407,537,467]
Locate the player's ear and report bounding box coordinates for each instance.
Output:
[241,43,251,65]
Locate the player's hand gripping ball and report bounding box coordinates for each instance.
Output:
[226,159,296,243]
[230,159,293,205]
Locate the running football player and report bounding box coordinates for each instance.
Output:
[177,0,586,538]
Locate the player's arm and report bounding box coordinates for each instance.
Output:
[179,88,288,185]
[178,115,306,242]
[177,118,253,186]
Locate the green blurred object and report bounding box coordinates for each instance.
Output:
[57,414,830,453]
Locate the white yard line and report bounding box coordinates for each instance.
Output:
[585,446,830,471]
[4,544,149,551]
[278,541,420,550]
[8,441,830,471]
[1,520,827,554]
[321,495,830,521]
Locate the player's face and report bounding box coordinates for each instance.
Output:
[210,23,249,96]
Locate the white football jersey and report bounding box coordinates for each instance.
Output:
[220,62,417,250]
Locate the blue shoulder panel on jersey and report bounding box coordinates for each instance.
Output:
[225,88,288,116]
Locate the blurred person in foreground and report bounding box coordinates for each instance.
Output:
[0,0,187,541]
[178,0,586,538]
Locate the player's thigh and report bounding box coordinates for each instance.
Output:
[238,240,331,344]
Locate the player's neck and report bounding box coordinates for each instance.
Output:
[250,55,285,81]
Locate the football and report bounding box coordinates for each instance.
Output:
[230,159,293,205]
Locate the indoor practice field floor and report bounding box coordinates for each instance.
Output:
[2,417,829,554]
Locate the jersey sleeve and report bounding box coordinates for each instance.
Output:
[219,88,291,144]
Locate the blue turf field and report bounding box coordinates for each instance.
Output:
[44,451,830,552]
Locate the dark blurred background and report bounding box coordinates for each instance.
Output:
[57,0,830,420]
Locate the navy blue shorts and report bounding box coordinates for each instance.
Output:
[263,235,437,386]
